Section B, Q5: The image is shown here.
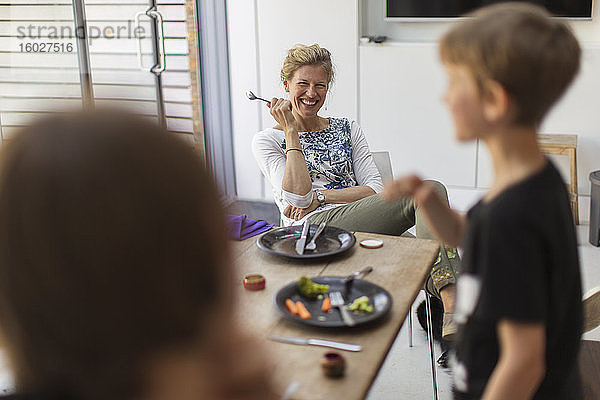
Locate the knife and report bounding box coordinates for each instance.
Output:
[268,335,362,352]
[295,220,311,255]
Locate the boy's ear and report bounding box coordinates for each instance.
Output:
[283,79,289,93]
[482,80,511,123]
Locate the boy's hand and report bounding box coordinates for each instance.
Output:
[382,175,424,201]
[385,176,466,247]
[384,176,448,211]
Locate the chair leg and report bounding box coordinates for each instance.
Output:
[425,290,439,400]
[408,302,413,347]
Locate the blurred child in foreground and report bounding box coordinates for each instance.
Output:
[0,110,276,400]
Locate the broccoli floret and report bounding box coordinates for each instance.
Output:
[348,296,373,312]
[297,276,329,299]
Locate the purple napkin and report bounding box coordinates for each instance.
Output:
[226,214,273,241]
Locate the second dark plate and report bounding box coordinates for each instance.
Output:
[274,276,393,328]
[257,224,355,259]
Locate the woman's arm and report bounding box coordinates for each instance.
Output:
[252,130,313,209]
[284,186,376,221]
[383,176,466,247]
[269,98,312,196]
[303,120,377,207]
[482,320,546,400]
[349,121,384,192]
[320,186,375,203]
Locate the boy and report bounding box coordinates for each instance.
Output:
[384,3,582,399]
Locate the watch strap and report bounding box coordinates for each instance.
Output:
[315,189,326,206]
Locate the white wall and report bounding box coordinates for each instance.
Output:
[229,0,600,222]
[227,0,263,199]
[359,43,477,188]
[227,0,358,200]
[362,0,600,44]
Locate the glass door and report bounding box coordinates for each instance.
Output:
[84,0,195,143]
[0,0,82,142]
[0,0,196,147]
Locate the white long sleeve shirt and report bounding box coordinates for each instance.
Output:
[252,117,383,226]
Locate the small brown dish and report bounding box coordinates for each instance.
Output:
[243,274,266,291]
[320,352,346,378]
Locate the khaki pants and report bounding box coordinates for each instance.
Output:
[308,181,458,297]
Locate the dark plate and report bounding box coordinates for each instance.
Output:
[274,276,393,328]
[257,225,355,259]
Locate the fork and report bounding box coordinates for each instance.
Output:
[329,291,355,326]
[305,222,326,251]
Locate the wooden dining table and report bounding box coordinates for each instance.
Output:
[230,230,440,400]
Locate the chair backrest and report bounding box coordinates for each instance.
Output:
[371,151,415,237]
[371,151,393,181]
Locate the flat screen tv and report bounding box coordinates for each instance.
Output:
[385,0,593,20]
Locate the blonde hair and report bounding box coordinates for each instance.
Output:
[440,2,580,126]
[280,44,334,85]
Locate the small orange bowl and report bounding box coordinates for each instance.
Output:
[243,274,266,291]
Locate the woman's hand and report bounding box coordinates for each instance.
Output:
[274,97,311,196]
[284,192,320,221]
[269,98,299,132]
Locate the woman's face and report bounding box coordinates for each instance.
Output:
[284,65,329,118]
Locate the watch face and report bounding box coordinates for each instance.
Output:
[317,193,325,202]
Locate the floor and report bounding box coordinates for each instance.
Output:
[0,220,597,398]
[366,223,600,400]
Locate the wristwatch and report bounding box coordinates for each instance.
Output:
[315,189,326,206]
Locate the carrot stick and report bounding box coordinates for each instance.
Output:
[296,301,311,319]
[322,297,331,312]
[285,298,298,315]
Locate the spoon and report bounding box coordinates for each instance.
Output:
[246,90,271,105]
[344,266,373,292]
[344,266,373,283]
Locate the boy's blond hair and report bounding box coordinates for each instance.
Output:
[440,3,580,126]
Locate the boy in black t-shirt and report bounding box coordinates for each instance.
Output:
[384,3,582,399]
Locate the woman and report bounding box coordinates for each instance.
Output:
[0,110,275,400]
[252,43,459,339]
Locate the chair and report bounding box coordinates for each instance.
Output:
[583,286,600,333]
[372,151,394,183]
[579,340,600,400]
[580,286,600,399]
[371,152,415,242]
[537,134,579,224]
[372,151,439,400]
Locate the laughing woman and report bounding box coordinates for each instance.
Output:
[252,43,460,339]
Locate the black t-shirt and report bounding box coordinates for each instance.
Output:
[453,161,582,399]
